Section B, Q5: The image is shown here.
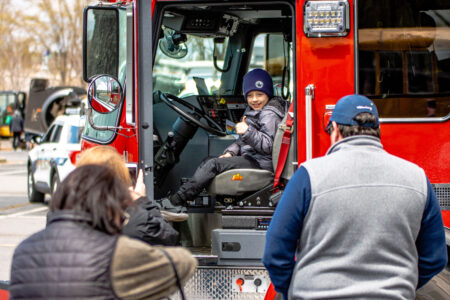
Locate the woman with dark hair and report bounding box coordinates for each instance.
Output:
[77,145,182,245]
[9,165,197,300]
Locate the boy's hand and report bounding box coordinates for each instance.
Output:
[235,116,249,135]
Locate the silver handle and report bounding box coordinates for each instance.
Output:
[305,84,315,161]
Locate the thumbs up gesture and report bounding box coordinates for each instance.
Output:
[235,116,249,135]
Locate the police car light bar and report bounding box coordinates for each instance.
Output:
[304,0,350,37]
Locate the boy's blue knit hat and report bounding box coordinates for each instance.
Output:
[243,69,273,98]
[329,94,379,127]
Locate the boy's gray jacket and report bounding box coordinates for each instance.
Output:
[223,96,287,171]
[289,136,444,299]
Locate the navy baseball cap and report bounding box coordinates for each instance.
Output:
[328,94,379,127]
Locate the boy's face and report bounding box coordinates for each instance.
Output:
[246,91,269,110]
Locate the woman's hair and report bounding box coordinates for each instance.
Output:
[77,146,132,187]
[50,164,132,234]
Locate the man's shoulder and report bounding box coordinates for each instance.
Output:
[301,154,334,171]
[383,151,427,180]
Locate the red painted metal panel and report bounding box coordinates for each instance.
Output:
[296,0,355,163]
[442,211,450,228]
[80,124,138,163]
[0,289,8,300]
[380,123,450,184]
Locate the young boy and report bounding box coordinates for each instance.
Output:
[160,68,287,213]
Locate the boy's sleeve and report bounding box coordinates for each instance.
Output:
[223,140,242,156]
[122,197,179,246]
[242,110,281,155]
[263,166,312,299]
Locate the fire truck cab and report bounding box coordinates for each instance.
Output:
[82,0,450,298]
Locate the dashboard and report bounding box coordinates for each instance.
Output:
[197,95,246,130]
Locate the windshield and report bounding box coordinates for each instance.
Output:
[153,32,228,97]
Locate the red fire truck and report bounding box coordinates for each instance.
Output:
[82,0,450,298]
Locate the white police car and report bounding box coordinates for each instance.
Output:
[27,115,85,202]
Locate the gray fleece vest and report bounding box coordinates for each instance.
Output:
[289,136,427,299]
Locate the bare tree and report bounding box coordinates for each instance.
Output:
[0,0,38,90]
[22,0,87,86]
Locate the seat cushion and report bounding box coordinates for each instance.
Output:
[207,169,273,196]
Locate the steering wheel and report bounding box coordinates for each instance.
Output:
[159,92,226,136]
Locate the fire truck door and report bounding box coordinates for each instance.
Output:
[296,0,356,162]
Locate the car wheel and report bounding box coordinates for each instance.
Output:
[28,166,44,203]
[51,172,60,196]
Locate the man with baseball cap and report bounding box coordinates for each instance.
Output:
[263,94,447,299]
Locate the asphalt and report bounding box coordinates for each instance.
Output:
[0,139,10,163]
[0,139,28,164]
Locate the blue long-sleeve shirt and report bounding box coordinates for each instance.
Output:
[263,165,447,299]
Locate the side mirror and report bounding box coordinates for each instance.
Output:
[83,6,120,82]
[88,75,123,114]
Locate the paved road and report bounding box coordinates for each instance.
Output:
[0,147,47,281]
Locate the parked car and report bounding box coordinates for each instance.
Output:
[27,115,85,202]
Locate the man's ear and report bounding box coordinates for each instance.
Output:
[330,121,343,144]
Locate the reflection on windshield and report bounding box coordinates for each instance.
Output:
[153,34,227,97]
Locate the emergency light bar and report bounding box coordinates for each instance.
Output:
[304,0,350,37]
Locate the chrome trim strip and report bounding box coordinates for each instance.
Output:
[380,114,450,123]
[125,5,135,126]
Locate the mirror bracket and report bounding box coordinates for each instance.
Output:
[87,108,136,138]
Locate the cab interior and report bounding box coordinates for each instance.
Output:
[151,2,295,216]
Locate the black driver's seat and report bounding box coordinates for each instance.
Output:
[207,114,295,196]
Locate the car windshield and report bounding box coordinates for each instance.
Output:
[67,125,83,143]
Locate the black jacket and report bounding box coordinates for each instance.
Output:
[45,197,179,246]
[123,196,179,245]
[10,210,197,300]
[9,113,23,133]
[10,211,118,299]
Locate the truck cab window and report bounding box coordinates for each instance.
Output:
[358,1,450,119]
[153,30,226,98]
[249,33,293,100]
